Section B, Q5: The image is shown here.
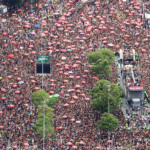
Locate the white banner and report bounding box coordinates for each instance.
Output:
[145,13,150,19]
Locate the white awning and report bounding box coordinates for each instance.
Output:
[145,13,150,19]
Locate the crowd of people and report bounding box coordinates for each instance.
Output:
[0,0,150,149]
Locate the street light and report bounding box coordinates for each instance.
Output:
[108,84,111,114]
[107,84,111,150]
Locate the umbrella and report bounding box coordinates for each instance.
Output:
[107,140,112,143]
[34,87,40,90]
[70,118,75,122]
[81,81,86,84]
[50,83,55,86]
[69,101,75,104]
[30,123,34,126]
[2,32,7,36]
[62,57,66,60]
[17,77,22,81]
[75,85,81,88]
[7,54,14,58]
[18,81,24,84]
[30,9,34,13]
[53,12,60,15]
[1,89,6,92]
[15,90,20,94]
[76,76,81,79]
[95,146,102,149]
[53,94,60,98]
[64,94,70,97]
[67,49,72,51]
[141,49,147,53]
[12,145,17,149]
[72,96,79,100]
[1,97,6,100]
[24,104,29,107]
[31,80,36,83]
[0,126,4,129]
[33,24,40,28]
[67,89,72,92]
[79,141,86,145]
[8,104,14,108]
[62,115,68,119]
[72,145,78,149]
[64,103,69,107]
[67,142,73,146]
[69,76,74,79]
[85,98,90,101]
[24,143,29,146]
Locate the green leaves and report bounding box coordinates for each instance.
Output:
[97,113,119,131]
[32,112,56,139]
[32,90,57,139]
[32,90,48,107]
[90,80,124,113]
[46,97,57,108]
[32,90,57,107]
[86,48,114,79]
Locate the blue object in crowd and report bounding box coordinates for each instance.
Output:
[30,9,34,13]
[33,24,40,28]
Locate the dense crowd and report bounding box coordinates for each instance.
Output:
[0,0,150,149]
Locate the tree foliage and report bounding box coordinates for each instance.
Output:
[90,80,124,113]
[86,48,114,79]
[91,59,111,79]
[97,112,119,131]
[32,113,56,139]
[46,97,57,108]
[32,90,57,107]
[32,90,57,139]
[87,48,114,65]
[38,104,54,121]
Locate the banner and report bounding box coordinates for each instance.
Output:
[145,13,150,19]
[37,56,49,63]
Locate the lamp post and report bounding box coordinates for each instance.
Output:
[108,84,110,114]
[107,84,111,149]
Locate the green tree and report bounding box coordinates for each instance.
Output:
[87,48,114,65]
[46,97,57,108]
[90,80,124,113]
[33,113,56,139]
[97,113,119,131]
[118,86,125,98]
[91,59,110,79]
[32,90,57,107]
[38,104,54,121]
[86,48,114,79]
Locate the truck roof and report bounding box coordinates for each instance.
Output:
[129,86,143,91]
[132,98,140,102]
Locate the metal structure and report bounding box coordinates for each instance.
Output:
[120,46,144,111]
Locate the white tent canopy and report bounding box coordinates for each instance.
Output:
[0,5,7,14]
[145,13,150,19]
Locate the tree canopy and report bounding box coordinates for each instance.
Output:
[32,90,57,139]
[90,80,124,113]
[97,112,119,131]
[86,48,114,79]
[87,48,114,65]
[32,112,56,139]
[32,90,57,107]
